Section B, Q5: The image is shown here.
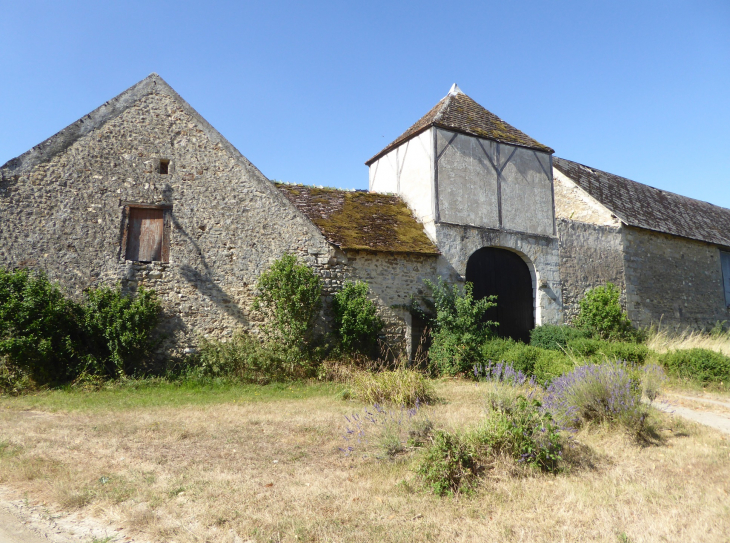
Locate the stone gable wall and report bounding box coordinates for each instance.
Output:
[622,226,730,330]
[0,91,335,353]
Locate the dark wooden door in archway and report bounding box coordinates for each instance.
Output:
[465,247,534,343]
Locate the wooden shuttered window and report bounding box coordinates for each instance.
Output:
[722,251,730,308]
[126,207,166,262]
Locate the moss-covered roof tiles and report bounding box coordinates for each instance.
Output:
[276,184,440,255]
[366,85,553,165]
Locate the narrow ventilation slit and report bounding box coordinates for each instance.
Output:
[159,159,170,175]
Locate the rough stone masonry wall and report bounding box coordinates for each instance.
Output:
[622,226,730,330]
[339,250,439,356]
[557,219,626,323]
[0,90,335,354]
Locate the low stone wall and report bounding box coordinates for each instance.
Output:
[557,219,626,323]
[622,226,730,330]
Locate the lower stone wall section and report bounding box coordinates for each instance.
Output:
[557,219,625,323]
[623,227,729,330]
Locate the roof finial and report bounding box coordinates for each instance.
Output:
[448,83,463,96]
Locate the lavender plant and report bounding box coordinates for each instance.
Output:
[340,401,432,459]
[473,360,536,387]
[543,361,649,431]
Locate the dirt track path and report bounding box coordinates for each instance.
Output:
[0,488,141,543]
[653,393,730,435]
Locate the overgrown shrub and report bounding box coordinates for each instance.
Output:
[480,337,516,363]
[659,348,730,384]
[574,283,637,341]
[533,350,575,384]
[530,324,590,351]
[544,362,648,431]
[81,285,161,378]
[472,394,562,472]
[427,278,496,376]
[193,332,313,383]
[332,281,384,355]
[416,430,479,496]
[0,268,82,384]
[501,343,543,375]
[0,269,163,389]
[567,338,649,365]
[253,254,321,359]
[349,368,436,407]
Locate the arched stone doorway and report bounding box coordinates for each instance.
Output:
[465,247,534,343]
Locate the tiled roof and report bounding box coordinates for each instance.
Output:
[366,85,553,165]
[554,157,730,248]
[276,184,439,255]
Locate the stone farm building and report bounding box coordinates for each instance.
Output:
[1,74,729,356]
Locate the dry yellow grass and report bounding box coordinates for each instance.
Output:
[1,380,729,542]
[647,326,730,357]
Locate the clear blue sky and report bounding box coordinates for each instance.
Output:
[2,1,729,208]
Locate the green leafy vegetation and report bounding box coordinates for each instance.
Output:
[659,348,730,384]
[574,283,638,341]
[253,253,322,360]
[426,278,496,376]
[530,324,590,351]
[332,280,384,355]
[0,268,161,392]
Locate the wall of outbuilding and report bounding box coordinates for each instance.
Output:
[622,227,730,330]
[0,89,336,355]
[557,219,626,323]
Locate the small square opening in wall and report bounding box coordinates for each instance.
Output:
[159,159,170,175]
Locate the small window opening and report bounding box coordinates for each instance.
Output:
[159,159,170,175]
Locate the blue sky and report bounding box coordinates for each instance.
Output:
[2,1,729,207]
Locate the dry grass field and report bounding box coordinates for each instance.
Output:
[1,379,730,543]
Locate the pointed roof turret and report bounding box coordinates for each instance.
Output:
[366,84,553,165]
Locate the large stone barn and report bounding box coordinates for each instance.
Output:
[1,74,729,356]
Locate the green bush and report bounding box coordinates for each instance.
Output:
[416,430,479,496]
[574,283,637,341]
[480,337,517,363]
[193,332,312,383]
[472,394,562,472]
[530,325,590,351]
[81,285,161,378]
[501,344,543,375]
[659,348,730,384]
[427,279,496,376]
[349,368,436,407]
[332,281,384,355]
[253,254,321,359]
[0,268,163,389]
[0,268,82,385]
[533,350,575,384]
[567,338,649,365]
